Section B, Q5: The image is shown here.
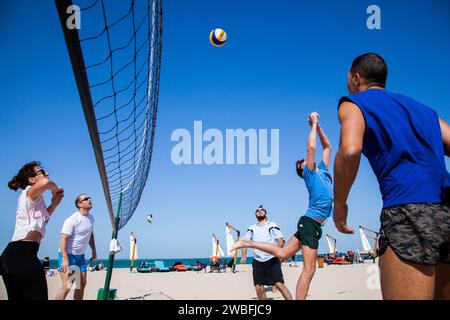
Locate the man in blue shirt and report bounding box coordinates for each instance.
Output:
[232,113,333,300]
[334,53,450,299]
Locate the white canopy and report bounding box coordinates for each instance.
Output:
[130,233,138,260]
[326,235,336,254]
[359,227,373,253]
[212,236,225,257]
[225,226,235,257]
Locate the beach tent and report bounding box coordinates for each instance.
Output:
[326,234,337,254]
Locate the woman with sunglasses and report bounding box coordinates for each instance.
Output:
[0,161,64,300]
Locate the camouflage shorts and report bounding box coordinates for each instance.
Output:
[379,203,450,265]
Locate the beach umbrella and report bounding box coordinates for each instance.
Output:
[130,232,138,272]
[225,226,235,257]
[212,235,225,257]
[359,227,373,253]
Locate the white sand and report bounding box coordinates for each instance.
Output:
[0,262,382,300]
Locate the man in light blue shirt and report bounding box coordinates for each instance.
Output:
[240,206,293,300]
[232,112,333,300]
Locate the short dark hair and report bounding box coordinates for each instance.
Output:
[296,159,305,179]
[350,53,388,87]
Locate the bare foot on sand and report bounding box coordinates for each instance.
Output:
[230,237,252,252]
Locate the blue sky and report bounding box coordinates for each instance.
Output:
[1,0,449,260]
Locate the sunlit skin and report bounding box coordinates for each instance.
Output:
[22,166,64,244]
[332,72,384,234]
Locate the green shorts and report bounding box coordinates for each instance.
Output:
[294,216,322,249]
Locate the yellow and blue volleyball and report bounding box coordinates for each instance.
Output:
[209,28,227,47]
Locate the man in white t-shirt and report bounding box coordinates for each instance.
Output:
[55,194,96,300]
[241,205,293,300]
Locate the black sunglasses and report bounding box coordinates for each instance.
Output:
[33,169,47,177]
[79,197,91,203]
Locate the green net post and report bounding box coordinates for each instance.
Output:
[101,193,122,300]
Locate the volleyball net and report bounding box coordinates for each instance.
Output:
[55,0,163,231]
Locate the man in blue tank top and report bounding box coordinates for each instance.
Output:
[334,53,450,299]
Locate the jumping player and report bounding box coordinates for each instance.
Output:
[232,112,333,299]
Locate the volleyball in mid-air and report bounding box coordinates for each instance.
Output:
[209,28,227,47]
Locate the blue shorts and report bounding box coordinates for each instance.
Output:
[58,251,87,273]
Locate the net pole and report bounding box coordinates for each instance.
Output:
[54,0,115,228]
[102,192,122,300]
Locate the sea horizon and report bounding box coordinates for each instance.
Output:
[44,256,314,269]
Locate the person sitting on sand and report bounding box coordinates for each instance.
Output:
[209,256,220,272]
[232,112,333,300]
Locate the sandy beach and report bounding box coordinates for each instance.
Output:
[0,261,382,300]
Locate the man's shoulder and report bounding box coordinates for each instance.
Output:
[250,221,278,228]
[86,213,95,222]
[266,221,281,229]
[346,89,418,104]
[339,89,386,107]
[60,212,79,234]
[388,91,434,111]
[64,212,79,223]
[318,161,331,174]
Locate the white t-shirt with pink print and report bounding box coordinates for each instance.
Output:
[11,185,50,241]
